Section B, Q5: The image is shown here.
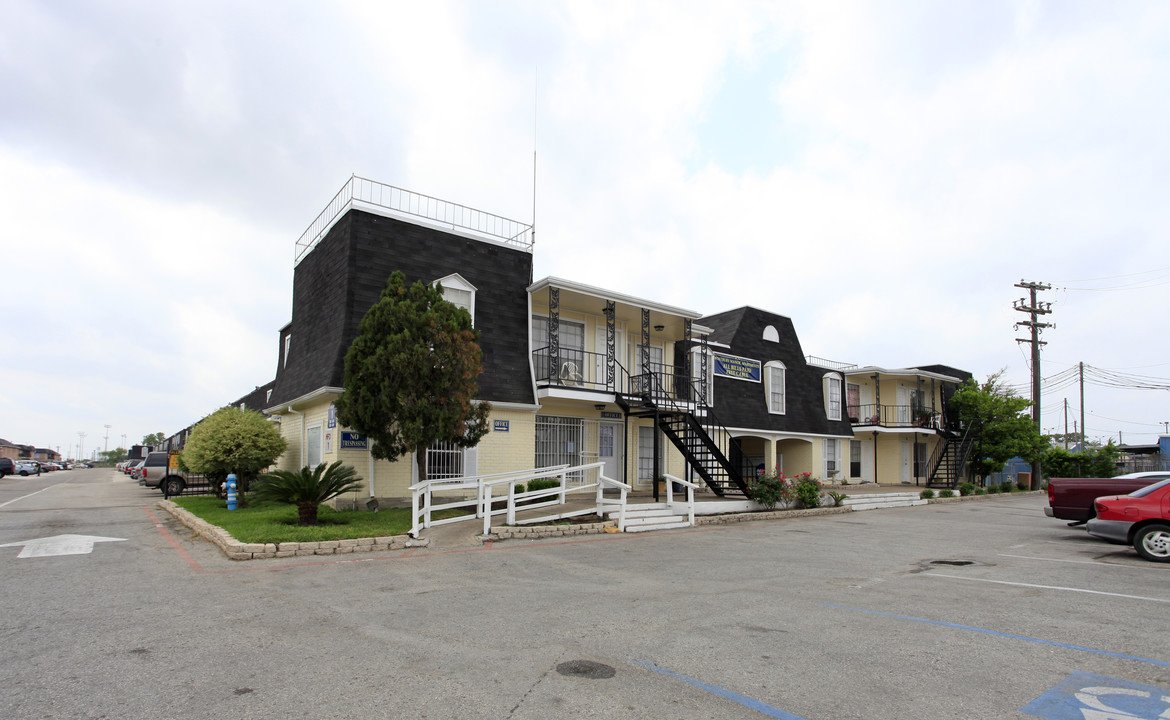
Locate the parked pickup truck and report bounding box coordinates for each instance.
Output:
[1046,471,1170,524]
[141,451,191,496]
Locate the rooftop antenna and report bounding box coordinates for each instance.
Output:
[532,67,538,246]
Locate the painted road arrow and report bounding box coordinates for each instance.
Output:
[0,534,126,558]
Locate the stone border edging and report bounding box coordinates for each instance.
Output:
[160,490,1046,558]
[484,504,852,542]
[925,489,1045,504]
[157,500,429,561]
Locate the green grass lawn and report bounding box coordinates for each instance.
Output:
[171,497,468,544]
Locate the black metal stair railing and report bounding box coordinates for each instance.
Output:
[620,364,748,497]
[926,423,975,488]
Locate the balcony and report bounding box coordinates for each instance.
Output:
[533,349,693,404]
[850,404,946,430]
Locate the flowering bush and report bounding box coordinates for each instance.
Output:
[746,471,793,510]
[791,473,823,508]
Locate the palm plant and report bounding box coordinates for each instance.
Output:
[250,461,364,526]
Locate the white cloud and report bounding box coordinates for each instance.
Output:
[2,0,1168,449]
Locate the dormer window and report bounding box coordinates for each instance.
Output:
[823,372,843,420]
[435,273,476,325]
[763,325,779,342]
[764,361,786,414]
[283,334,292,368]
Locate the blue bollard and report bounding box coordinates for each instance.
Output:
[226,473,238,511]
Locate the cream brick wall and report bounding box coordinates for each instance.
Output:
[475,407,537,476]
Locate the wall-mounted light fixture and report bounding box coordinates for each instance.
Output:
[594,404,606,411]
[653,324,664,332]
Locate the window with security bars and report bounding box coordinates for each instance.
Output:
[535,416,585,469]
[426,440,464,480]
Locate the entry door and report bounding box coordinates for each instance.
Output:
[594,325,624,391]
[598,422,624,483]
[896,386,910,425]
[637,426,659,488]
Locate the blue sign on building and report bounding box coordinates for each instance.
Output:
[339,431,367,449]
[712,353,762,383]
[493,420,509,432]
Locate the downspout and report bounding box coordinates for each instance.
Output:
[368,439,376,498]
[287,406,304,468]
[872,430,879,485]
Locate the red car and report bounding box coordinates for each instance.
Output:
[1086,479,1170,562]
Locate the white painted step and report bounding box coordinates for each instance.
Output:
[609,508,679,519]
[625,502,672,512]
[624,521,692,533]
[624,514,689,526]
[847,499,929,511]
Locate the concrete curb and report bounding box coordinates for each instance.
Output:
[157,500,429,560]
[925,489,1045,504]
[159,489,1046,558]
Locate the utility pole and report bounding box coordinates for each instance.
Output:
[77,431,87,463]
[1079,362,1085,450]
[1014,280,1053,490]
[104,424,111,455]
[1063,399,1069,450]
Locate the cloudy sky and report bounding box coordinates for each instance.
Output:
[3,0,1168,458]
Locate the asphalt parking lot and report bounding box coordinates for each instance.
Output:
[1,470,1167,719]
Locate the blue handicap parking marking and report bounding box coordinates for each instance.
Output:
[1021,671,1170,719]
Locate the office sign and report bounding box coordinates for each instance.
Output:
[713,353,761,382]
[493,420,510,432]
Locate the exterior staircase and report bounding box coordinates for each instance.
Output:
[615,364,749,499]
[926,424,976,489]
[655,411,748,497]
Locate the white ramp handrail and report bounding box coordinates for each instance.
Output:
[663,473,700,527]
[409,463,631,537]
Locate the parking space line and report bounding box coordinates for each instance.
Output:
[824,604,1170,668]
[999,552,1169,571]
[0,486,52,509]
[926,572,1170,603]
[633,660,808,719]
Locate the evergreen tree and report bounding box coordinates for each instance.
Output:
[335,271,491,483]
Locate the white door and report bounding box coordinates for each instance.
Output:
[637,426,658,488]
[901,439,911,483]
[306,424,322,469]
[599,422,623,483]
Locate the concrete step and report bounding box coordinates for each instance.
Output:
[847,498,929,511]
[625,502,671,512]
[609,507,678,519]
[624,512,689,524]
[624,520,692,533]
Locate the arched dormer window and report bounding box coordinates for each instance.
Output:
[762,325,779,342]
[434,273,477,326]
[764,360,786,414]
[823,372,843,420]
